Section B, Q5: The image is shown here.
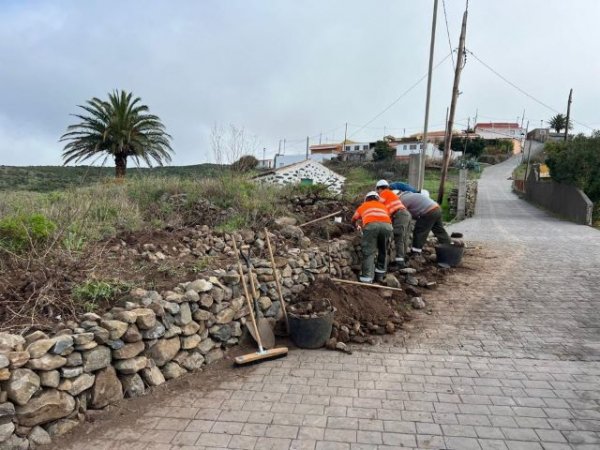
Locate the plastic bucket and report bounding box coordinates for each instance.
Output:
[288,305,335,349]
[435,244,464,267]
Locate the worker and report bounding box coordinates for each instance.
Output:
[389,181,419,193]
[351,191,393,283]
[375,180,411,267]
[400,191,451,254]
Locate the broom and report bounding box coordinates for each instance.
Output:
[232,238,288,365]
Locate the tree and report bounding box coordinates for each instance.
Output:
[231,155,258,172]
[210,123,258,166]
[373,140,394,161]
[61,90,173,178]
[548,114,573,134]
[447,136,486,158]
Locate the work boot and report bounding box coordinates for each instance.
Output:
[393,258,407,269]
[374,271,385,283]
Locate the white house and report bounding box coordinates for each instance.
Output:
[256,159,273,169]
[253,159,346,194]
[474,122,525,140]
[392,141,452,160]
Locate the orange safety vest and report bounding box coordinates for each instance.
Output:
[352,200,391,226]
[378,189,406,215]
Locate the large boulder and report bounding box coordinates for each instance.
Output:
[114,356,147,374]
[5,368,40,405]
[140,364,165,387]
[66,373,95,396]
[90,367,122,409]
[29,426,52,446]
[16,389,75,427]
[146,338,180,366]
[26,354,66,371]
[0,422,15,442]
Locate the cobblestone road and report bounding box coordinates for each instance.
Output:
[58,158,600,450]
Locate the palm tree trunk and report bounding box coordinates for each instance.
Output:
[115,155,127,178]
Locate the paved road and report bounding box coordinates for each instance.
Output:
[61,157,600,450]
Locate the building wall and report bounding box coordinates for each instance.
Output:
[257,161,345,193]
[475,126,524,140]
[394,142,452,159]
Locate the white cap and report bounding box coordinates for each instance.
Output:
[376,179,389,188]
[365,191,380,201]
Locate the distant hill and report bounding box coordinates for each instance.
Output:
[0,164,225,192]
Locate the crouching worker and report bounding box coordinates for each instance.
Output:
[376,179,411,267]
[400,191,451,254]
[352,191,393,283]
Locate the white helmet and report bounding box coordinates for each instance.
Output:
[365,191,380,201]
[376,179,389,188]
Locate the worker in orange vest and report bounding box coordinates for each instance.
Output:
[351,191,393,283]
[376,179,411,268]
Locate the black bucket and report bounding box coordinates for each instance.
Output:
[435,243,464,267]
[288,304,335,349]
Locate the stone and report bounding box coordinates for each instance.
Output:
[162,301,180,315]
[163,326,182,338]
[46,417,80,437]
[7,351,29,369]
[197,338,215,355]
[0,434,28,450]
[326,337,338,350]
[215,308,235,324]
[275,216,297,226]
[120,373,145,398]
[180,352,205,371]
[87,326,110,344]
[100,320,128,340]
[112,340,145,360]
[384,274,401,289]
[27,354,66,371]
[0,368,9,381]
[146,338,180,366]
[386,321,395,334]
[39,370,60,388]
[185,290,200,302]
[24,331,48,346]
[181,334,202,350]
[0,422,15,442]
[61,367,83,378]
[140,322,165,340]
[199,294,214,309]
[81,312,102,321]
[5,368,40,405]
[123,325,143,343]
[72,333,94,346]
[114,356,148,374]
[82,346,111,372]
[52,335,74,354]
[0,402,15,422]
[176,303,192,325]
[188,279,213,293]
[406,276,419,286]
[0,333,25,351]
[132,308,156,330]
[335,342,352,354]
[16,389,76,427]
[129,287,147,298]
[75,341,98,351]
[399,267,417,274]
[193,309,211,322]
[161,362,187,380]
[209,324,232,342]
[66,373,95,396]
[25,338,55,359]
[0,354,8,369]
[29,425,52,446]
[65,352,82,367]
[411,297,426,309]
[180,321,201,336]
[114,310,137,324]
[205,348,224,365]
[140,365,165,387]
[258,297,272,311]
[90,367,122,408]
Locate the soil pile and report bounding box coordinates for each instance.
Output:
[291,278,408,344]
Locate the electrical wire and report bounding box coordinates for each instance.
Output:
[441,0,455,68]
[348,52,453,139]
[466,49,594,130]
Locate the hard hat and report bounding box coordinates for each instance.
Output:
[365,191,380,201]
[375,179,389,188]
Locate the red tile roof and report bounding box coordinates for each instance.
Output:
[475,122,520,129]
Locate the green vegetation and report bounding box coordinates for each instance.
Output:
[373,140,395,161]
[231,155,259,172]
[447,136,486,158]
[0,213,57,253]
[548,114,572,134]
[73,280,132,312]
[545,133,600,224]
[61,90,173,178]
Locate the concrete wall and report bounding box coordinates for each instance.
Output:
[525,169,593,225]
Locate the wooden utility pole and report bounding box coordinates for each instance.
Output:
[342,122,348,152]
[305,136,309,159]
[564,88,573,141]
[419,0,439,191]
[437,6,468,205]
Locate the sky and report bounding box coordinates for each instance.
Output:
[1,0,599,167]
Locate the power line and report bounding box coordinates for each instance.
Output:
[466,49,594,130]
[441,0,455,68]
[349,52,453,139]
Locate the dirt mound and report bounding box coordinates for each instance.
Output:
[292,278,408,343]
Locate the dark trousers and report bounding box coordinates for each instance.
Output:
[412,207,451,249]
[360,222,393,281]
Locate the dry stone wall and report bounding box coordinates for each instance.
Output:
[449,180,478,219]
[257,160,346,193]
[0,226,358,449]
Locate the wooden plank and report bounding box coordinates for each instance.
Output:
[331,278,404,292]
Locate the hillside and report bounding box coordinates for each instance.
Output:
[0,163,225,192]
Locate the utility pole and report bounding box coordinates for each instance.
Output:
[564,88,573,141]
[521,120,529,157]
[520,109,525,129]
[438,4,468,205]
[319,132,322,145]
[419,0,439,191]
[263,147,266,163]
[342,122,348,153]
[305,136,310,159]
[283,139,286,154]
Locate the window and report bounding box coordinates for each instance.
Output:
[419,144,423,149]
[354,145,360,151]
[363,145,368,150]
[345,146,351,151]
[403,145,407,150]
[409,144,417,150]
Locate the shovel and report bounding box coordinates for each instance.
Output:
[240,247,275,349]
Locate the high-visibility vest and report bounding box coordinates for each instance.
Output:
[379,189,406,215]
[352,200,391,226]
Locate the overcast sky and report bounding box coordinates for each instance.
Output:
[1,0,599,166]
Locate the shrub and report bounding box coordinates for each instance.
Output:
[0,213,57,252]
[73,280,131,312]
[231,155,259,172]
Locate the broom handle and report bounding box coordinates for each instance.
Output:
[264,228,289,333]
[232,238,264,351]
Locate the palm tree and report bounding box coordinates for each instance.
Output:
[548,114,573,134]
[61,90,173,178]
